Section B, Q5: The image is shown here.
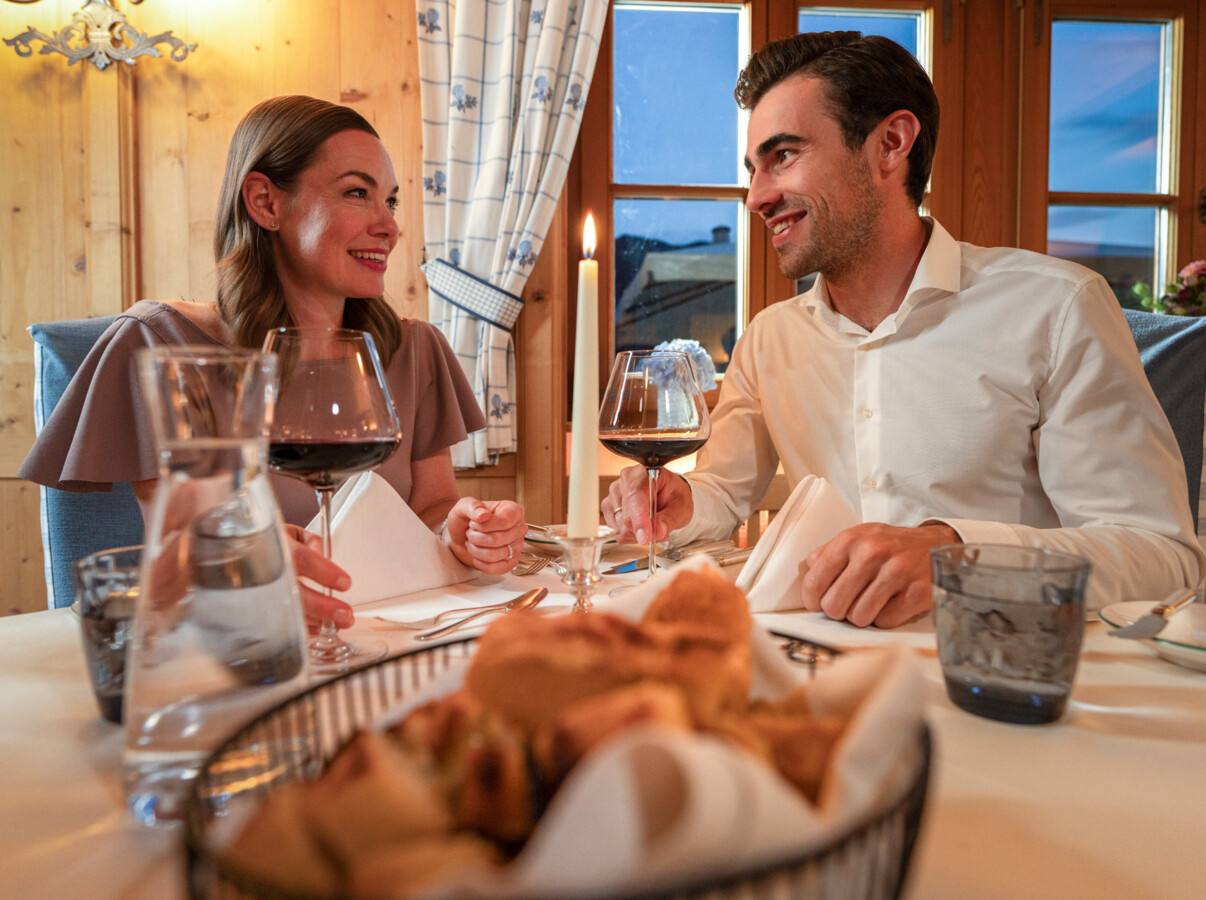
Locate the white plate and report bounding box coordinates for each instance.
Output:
[1099,601,1206,672]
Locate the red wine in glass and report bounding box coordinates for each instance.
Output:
[264,327,402,676]
[599,351,711,579]
[268,438,401,489]
[599,434,709,469]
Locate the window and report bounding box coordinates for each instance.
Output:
[1045,19,1174,308]
[1019,0,1201,298]
[608,1,748,375]
[574,0,1203,381]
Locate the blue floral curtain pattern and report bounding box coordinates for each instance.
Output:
[417,0,608,467]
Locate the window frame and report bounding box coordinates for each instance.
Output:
[1018,0,1202,284]
[570,0,1204,394]
[576,0,956,391]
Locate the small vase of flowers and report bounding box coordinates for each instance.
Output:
[1133,260,1206,316]
[652,339,719,391]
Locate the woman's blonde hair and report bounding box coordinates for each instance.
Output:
[213,95,402,362]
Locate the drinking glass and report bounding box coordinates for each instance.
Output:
[598,350,711,578]
[127,347,309,827]
[931,544,1090,724]
[263,327,402,675]
[73,544,141,724]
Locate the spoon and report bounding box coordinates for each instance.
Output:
[414,587,548,641]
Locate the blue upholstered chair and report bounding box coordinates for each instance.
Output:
[29,316,144,608]
[1124,309,1206,546]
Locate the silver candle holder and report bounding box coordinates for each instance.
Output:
[544,524,617,613]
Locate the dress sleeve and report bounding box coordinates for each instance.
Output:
[404,320,487,460]
[19,315,166,492]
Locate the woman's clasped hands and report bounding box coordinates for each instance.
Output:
[283,499,527,634]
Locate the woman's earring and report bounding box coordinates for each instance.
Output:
[269,220,278,230]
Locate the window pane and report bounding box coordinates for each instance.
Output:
[798,8,920,57]
[613,3,742,185]
[1047,205,1158,309]
[1049,21,1165,193]
[614,198,741,373]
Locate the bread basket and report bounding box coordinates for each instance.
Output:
[183,635,930,900]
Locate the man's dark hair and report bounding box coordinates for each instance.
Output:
[735,32,939,207]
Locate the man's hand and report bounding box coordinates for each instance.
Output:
[801,522,959,628]
[601,466,694,544]
[283,524,354,634]
[445,497,527,574]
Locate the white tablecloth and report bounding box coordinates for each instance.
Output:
[2,567,1204,900]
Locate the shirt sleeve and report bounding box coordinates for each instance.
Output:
[671,317,784,544]
[929,275,1205,613]
[406,320,487,460]
[18,315,164,492]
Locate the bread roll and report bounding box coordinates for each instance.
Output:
[453,720,537,845]
[464,610,661,732]
[345,833,501,900]
[536,680,694,783]
[642,565,752,642]
[305,731,454,869]
[223,782,340,897]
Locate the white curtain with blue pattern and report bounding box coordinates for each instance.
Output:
[416,0,608,467]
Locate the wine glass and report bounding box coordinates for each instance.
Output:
[263,327,402,675]
[598,350,711,579]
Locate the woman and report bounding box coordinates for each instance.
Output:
[20,95,526,631]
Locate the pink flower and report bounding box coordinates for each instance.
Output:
[1178,259,1206,278]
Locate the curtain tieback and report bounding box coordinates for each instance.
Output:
[422,258,524,331]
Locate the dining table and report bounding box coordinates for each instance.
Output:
[2,553,1204,900]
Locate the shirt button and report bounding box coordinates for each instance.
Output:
[863,477,878,490]
[862,408,874,419]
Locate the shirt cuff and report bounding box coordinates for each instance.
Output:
[922,517,1025,546]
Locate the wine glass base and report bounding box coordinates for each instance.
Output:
[308,634,388,677]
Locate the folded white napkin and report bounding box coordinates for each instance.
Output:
[399,556,926,899]
[305,472,475,607]
[736,476,861,611]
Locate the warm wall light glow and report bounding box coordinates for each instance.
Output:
[582,213,596,260]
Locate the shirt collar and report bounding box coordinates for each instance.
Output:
[799,217,962,338]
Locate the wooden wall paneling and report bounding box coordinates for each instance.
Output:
[1184,0,1204,264]
[0,481,46,615]
[83,65,137,313]
[1,2,96,607]
[340,0,427,321]
[959,0,1021,248]
[517,195,570,526]
[1017,0,1052,252]
[456,455,519,503]
[926,0,965,239]
[128,4,197,306]
[1195,0,1206,261]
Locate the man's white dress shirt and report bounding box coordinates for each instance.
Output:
[677,219,1204,610]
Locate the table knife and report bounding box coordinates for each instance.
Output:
[603,546,752,575]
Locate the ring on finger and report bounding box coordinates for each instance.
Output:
[613,506,624,516]
[506,545,514,561]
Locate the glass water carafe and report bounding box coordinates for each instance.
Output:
[124,346,308,828]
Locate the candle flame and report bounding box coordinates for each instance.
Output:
[583,213,596,260]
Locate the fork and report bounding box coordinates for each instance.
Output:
[371,597,521,630]
[511,555,551,576]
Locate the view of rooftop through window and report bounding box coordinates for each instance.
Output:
[612,5,1170,367]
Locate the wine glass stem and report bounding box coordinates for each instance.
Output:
[646,466,660,576]
[312,486,344,654]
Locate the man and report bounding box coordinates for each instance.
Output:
[602,32,1203,627]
